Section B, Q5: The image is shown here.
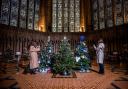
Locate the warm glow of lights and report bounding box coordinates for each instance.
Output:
[80,26,85,32]
[39,2,46,33]
[80,17,85,32]
[124,16,127,24]
[39,17,46,32]
[80,27,82,32]
[39,25,44,32]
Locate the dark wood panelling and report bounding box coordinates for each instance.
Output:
[0,24,127,56]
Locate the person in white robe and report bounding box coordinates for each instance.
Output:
[93,39,105,74]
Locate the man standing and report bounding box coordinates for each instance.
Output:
[93,39,105,74]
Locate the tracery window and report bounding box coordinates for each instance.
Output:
[75,0,80,32]
[34,0,40,30]
[63,0,68,32]
[52,0,80,32]
[57,0,62,32]
[0,0,40,30]
[92,0,124,30]
[0,0,10,25]
[98,0,105,29]
[10,0,19,26]
[52,0,57,32]
[20,0,27,28]
[92,0,98,30]
[28,0,34,30]
[105,0,113,27]
[69,0,75,32]
[115,0,123,25]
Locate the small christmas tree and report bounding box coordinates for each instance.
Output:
[75,35,90,72]
[52,36,75,75]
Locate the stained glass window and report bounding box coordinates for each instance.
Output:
[52,0,57,32]
[124,0,128,23]
[10,0,19,26]
[63,0,68,32]
[105,0,113,27]
[98,0,105,29]
[20,0,27,28]
[34,0,40,30]
[1,0,40,31]
[28,0,34,30]
[52,0,80,32]
[115,0,123,25]
[57,0,62,32]
[92,0,98,30]
[75,0,80,32]
[0,0,10,25]
[69,0,75,32]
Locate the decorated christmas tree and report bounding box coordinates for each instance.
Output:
[52,36,75,75]
[75,35,90,72]
[39,36,53,72]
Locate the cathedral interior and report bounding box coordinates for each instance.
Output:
[0,0,128,89]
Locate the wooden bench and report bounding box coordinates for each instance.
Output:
[0,75,20,89]
[111,81,128,89]
[0,80,17,89]
[0,75,10,80]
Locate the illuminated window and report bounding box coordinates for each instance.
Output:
[52,0,80,32]
[57,0,62,32]
[34,0,40,31]
[63,0,68,32]
[75,0,80,32]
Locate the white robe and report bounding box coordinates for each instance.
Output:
[29,46,40,69]
[94,43,105,64]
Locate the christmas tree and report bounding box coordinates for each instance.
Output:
[52,36,75,75]
[75,35,90,72]
[39,36,53,72]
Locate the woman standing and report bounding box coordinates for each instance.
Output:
[93,39,105,74]
[29,41,40,74]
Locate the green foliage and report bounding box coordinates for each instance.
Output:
[40,41,53,70]
[53,40,75,74]
[40,48,49,69]
[76,57,90,69]
[75,41,90,70]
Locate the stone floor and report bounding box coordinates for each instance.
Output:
[11,65,124,89]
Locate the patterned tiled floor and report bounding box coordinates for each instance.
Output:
[13,65,123,89]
